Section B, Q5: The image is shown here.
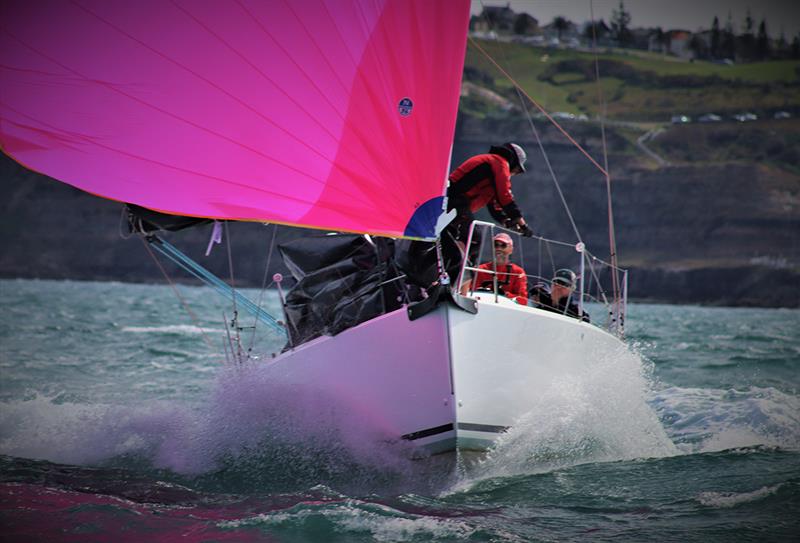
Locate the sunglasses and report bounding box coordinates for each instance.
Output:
[494,241,509,248]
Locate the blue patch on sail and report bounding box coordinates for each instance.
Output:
[398,97,413,116]
[404,196,444,239]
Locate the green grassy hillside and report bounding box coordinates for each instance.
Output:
[464,39,800,122]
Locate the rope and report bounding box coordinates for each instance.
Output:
[139,236,217,353]
[149,237,285,334]
[524,99,584,245]
[248,223,279,352]
[223,222,239,319]
[493,35,585,247]
[590,0,622,309]
[118,206,133,239]
[468,37,609,178]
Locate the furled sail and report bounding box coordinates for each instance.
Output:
[0,0,469,239]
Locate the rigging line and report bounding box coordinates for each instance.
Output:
[223,222,241,359]
[471,6,584,245]
[517,231,525,289]
[248,224,279,352]
[537,237,543,283]
[139,236,217,353]
[583,247,625,272]
[544,239,556,280]
[61,3,374,207]
[491,40,585,244]
[583,251,611,308]
[519,89,584,245]
[151,238,284,333]
[581,249,611,305]
[589,0,620,305]
[468,37,608,178]
[118,206,133,240]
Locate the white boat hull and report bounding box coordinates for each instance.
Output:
[266,295,626,455]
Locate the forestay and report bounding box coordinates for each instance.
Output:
[0,0,470,239]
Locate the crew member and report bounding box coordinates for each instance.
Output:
[470,233,528,305]
[446,142,534,244]
[531,268,590,321]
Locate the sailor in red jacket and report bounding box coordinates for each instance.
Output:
[470,233,528,305]
[446,142,534,244]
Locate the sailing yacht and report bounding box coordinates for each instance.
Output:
[1,0,628,455]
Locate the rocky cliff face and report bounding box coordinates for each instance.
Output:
[2,116,799,307]
[449,114,798,307]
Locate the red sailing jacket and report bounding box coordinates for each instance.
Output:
[447,154,521,220]
[473,261,528,305]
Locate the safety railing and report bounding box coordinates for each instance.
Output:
[455,221,628,335]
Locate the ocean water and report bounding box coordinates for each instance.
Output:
[0,278,798,542]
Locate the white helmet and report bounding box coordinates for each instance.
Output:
[506,142,527,172]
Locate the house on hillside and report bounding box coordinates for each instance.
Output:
[542,19,580,44]
[512,13,538,36]
[667,30,693,58]
[470,15,490,34]
[479,3,516,32]
[690,30,713,59]
[630,27,654,50]
[581,20,612,46]
[649,29,694,58]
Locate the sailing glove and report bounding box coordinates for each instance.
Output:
[517,224,535,238]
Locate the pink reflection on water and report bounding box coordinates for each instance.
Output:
[0,482,276,542]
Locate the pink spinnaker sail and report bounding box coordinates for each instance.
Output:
[0,0,469,239]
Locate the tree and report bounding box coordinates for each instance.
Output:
[651,26,669,54]
[552,16,570,41]
[513,13,534,35]
[652,27,664,53]
[756,19,770,60]
[710,16,721,58]
[742,8,755,35]
[584,19,610,42]
[776,28,787,58]
[689,35,708,59]
[611,0,632,47]
[739,7,755,60]
[721,11,736,59]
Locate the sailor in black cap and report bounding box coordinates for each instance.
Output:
[530,268,590,322]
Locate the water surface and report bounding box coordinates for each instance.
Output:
[1,279,798,541]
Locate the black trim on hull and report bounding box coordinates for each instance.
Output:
[457,422,509,433]
[402,422,510,442]
[401,423,454,441]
